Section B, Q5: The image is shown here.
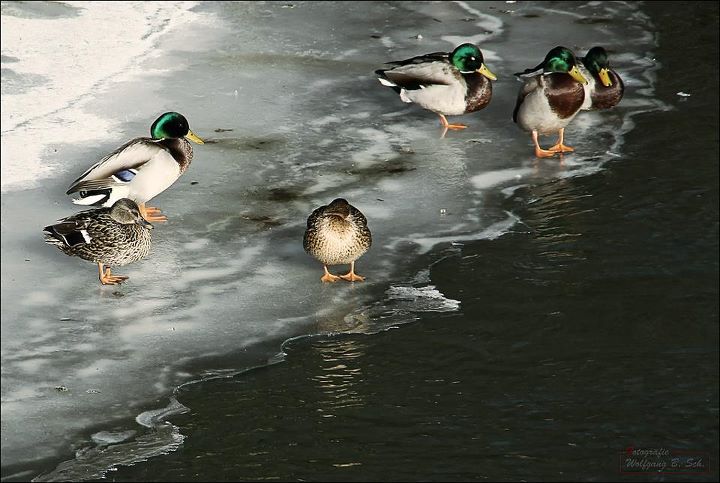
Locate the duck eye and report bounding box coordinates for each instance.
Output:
[470,56,476,61]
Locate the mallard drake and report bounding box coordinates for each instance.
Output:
[303,198,372,283]
[66,112,204,223]
[578,46,624,110]
[513,46,589,158]
[44,198,153,285]
[376,43,497,130]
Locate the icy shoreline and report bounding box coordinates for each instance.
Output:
[2,1,663,477]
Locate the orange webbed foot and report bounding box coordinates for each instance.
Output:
[321,266,341,283]
[444,123,467,130]
[140,205,168,223]
[321,273,341,283]
[548,144,574,153]
[340,272,366,282]
[99,268,129,285]
[534,147,558,158]
[339,262,365,282]
[438,114,467,131]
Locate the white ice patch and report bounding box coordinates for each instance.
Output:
[135,397,189,428]
[385,285,461,312]
[380,36,396,49]
[470,168,534,190]
[303,173,353,196]
[347,127,395,167]
[397,212,520,255]
[442,1,504,47]
[333,48,359,61]
[309,114,342,127]
[0,1,210,193]
[182,238,211,251]
[91,430,137,446]
[501,184,528,198]
[35,399,188,482]
[342,277,460,335]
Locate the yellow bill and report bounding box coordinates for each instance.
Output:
[185,130,205,144]
[477,63,497,81]
[598,68,613,87]
[568,65,588,85]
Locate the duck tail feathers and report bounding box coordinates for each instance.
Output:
[43,225,90,248]
[514,63,544,78]
[71,193,109,206]
[375,70,402,94]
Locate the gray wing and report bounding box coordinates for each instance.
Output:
[66,137,165,194]
[378,60,456,91]
[512,76,541,123]
[386,51,449,66]
[43,209,107,248]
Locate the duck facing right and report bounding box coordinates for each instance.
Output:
[66,112,205,223]
[43,198,153,285]
[513,46,589,158]
[375,43,497,130]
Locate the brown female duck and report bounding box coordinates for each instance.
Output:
[303,198,372,283]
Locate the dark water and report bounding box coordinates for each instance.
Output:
[4,2,718,482]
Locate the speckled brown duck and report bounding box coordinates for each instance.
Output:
[578,46,624,110]
[43,198,153,285]
[513,46,589,158]
[303,198,372,283]
[376,43,497,130]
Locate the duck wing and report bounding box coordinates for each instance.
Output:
[348,205,368,227]
[386,51,449,66]
[376,55,455,91]
[305,204,326,229]
[66,138,166,195]
[43,210,99,248]
[512,76,542,123]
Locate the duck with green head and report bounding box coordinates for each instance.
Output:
[44,198,153,285]
[376,43,497,130]
[66,112,204,223]
[513,46,589,158]
[578,46,624,110]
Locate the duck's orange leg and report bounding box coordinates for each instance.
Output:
[139,203,168,223]
[438,113,467,130]
[532,130,557,158]
[321,265,341,283]
[339,261,366,282]
[548,128,575,153]
[98,262,128,285]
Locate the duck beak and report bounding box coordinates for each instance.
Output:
[477,63,497,81]
[138,218,154,229]
[568,65,588,85]
[185,130,205,144]
[598,68,612,87]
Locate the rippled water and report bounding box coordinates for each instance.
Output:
[1,1,717,481]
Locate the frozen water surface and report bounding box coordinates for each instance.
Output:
[1,1,665,478]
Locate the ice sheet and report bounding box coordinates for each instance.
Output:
[1,1,665,477]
